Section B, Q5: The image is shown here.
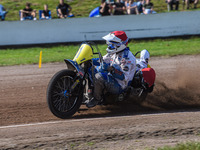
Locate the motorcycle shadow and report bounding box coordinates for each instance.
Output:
[73,100,200,120]
[73,101,161,119]
[73,81,200,119]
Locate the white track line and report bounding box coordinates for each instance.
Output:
[0,115,133,129]
[0,111,194,129]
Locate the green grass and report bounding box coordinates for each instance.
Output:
[157,142,200,150]
[132,37,200,56]
[0,45,79,66]
[0,37,200,66]
[1,0,200,21]
[87,142,95,146]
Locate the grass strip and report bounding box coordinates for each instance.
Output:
[0,37,199,66]
[156,141,200,150]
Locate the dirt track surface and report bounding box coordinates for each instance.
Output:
[0,55,200,149]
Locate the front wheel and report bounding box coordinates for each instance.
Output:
[47,69,83,119]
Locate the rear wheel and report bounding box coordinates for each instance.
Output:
[139,90,148,101]
[47,69,83,119]
[134,90,148,104]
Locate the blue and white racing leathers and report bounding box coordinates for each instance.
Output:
[93,47,136,101]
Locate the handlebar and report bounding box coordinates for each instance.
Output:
[87,41,104,67]
[134,51,141,57]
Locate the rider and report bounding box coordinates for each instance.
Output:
[86,31,136,108]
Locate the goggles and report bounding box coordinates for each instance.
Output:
[106,38,129,48]
[106,41,120,50]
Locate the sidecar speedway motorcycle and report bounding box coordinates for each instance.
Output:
[47,42,156,119]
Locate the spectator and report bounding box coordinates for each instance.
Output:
[41,4,51,19]
[99,0,112,16]
[106,0,115,4]
[166,0,179,11]
[57,0,72,18]
[20,2,37,21]
[126,0,139,15]
[183,0,199,9]
[123,0,128,5]
[0,4,8,21]
[113,0,126,15]
[136,0,145,13]
[142,0,156,14]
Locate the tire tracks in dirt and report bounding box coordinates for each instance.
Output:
[0,55,200,149]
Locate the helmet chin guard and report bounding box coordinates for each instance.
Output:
[102,31,129,54]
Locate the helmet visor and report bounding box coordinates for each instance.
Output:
[106,41,121,50]
[106,41,121,46]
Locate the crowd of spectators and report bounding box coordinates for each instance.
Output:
[0,0,199,21]
[0,0,73,21]
[166,0,199,11]
[99,0,156,16]
[98,0,199,17]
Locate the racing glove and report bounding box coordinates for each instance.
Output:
[92,58,100,66]
[109,65,125,80]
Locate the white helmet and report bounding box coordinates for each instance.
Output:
[140,49,150,63]
[102,31,129,54]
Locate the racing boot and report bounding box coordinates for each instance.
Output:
[86,97,99,108]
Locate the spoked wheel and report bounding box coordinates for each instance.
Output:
[47,69,83,119]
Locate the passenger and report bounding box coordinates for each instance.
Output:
[135,49,155,92]
[136,49,150,72]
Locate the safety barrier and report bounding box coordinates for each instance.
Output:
[0,11,200,47]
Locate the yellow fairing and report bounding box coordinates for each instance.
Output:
[147,64,151,68]
[73,44,93,65]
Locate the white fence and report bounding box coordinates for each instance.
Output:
[0,11,200,46]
